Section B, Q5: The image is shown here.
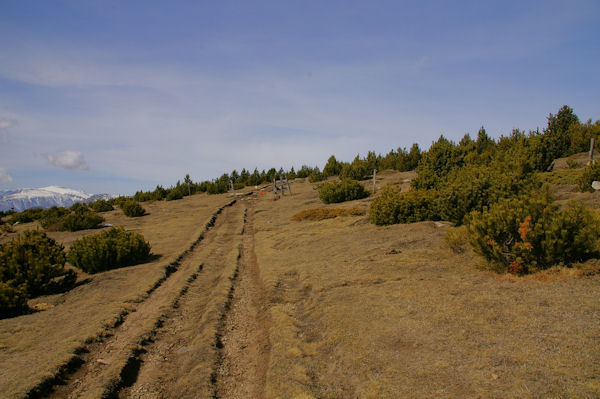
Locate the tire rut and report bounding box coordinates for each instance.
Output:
[212,201,272,399]
[119,201,249,398]
[39,200,239,399]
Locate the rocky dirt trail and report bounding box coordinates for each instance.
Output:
[42,199,259,399]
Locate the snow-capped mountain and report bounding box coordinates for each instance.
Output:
[0,186,112,212]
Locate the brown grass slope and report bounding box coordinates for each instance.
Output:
[254,172,600,398]
[1,170,599,399]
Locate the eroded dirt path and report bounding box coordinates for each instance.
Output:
[42,196,272,399]
[213,202,271,399]
[117,198,270,399]
[46,200,245,399]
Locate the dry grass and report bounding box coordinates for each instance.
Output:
[551,150,599,171]
[0,193,234,398]
[2,168,600,398]
[292,207,365,221]
[251,171,600,398]
[443,225,469,253]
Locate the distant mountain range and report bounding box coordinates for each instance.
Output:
[0,186,113,212]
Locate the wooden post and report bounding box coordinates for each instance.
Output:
[590,138,596,165]
[372,169,377,194]
[230,180,235,196]
[273,179,277,200]
[285,175,292,195]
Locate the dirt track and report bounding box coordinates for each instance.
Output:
[42,196,269,399]
[213,203,271,399]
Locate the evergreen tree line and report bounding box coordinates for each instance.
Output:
[134,105,598,203]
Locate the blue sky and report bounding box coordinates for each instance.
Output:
[0,0,599,195]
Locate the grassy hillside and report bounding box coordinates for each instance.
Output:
[0,170,599,398]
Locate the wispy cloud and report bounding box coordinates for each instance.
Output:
[0,119,16,144]
[0,119,17,130]
[0,168,13,183]
[46,150,89,170]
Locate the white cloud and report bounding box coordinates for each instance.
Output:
[0,168,13,183]
[0,119,16,143]
[0,119,16,130]
[46,150,89,170]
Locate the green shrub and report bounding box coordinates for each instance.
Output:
[39,205,104,232]
[369,186,440,225]
[308,171,326,183]
[466,190,600,274]
[165,189,184,201]
[412,135,463,190]
[0,282,28,318]
[0,230,69,308]
[60,210,104,231]
[39,206,70,230]
[578,162,600,192]
[9,208,45,224]
[322,155,343,177]
[67,227,151,274]
[437,165,538,225]
[339,156,369,180]
[121,200,146,217]
[108,196,130,208]
[89,199,114,212]
[318,179,369,204]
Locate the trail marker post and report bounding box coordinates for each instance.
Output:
[272,175,292,200]
[230,180,235,196]
[589,138,596,165]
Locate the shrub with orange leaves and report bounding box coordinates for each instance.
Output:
[466,188,600,273]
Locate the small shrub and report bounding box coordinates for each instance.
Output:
[67,227,151,274]
[121,200,146,217]
[308,171,326,183]
[39,206,70,230]
[108,196,130,208]
[9,208,45,224]
[0,282,28,318]
[40,206,104,232]
[292,207,365,221]
[466,190,600,273]
[437,165,538,225]
[339,157,368,180]
[369,186,440,225]
[166,189,184,201]
[89,199,114,212]
[444,226,469,253]
[538,168,583,186]
[578,162,600,192]
[0,230,73,317]
[318,179,369,204]
[60,210,104,231]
